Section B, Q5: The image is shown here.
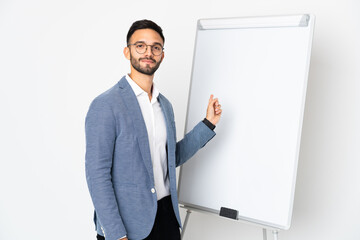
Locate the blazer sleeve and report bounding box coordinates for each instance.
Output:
[85,97,127,240]
[175,121,216,167]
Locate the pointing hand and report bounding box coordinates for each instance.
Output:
[205,94,222,126]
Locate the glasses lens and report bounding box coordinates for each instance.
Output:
[135,43,146,54]
[151,44,163,55]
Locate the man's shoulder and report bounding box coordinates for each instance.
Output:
[95,84,119,101]
[91,78,124,106]
[87,83,124,116]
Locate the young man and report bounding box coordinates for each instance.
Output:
[85,19,222,240]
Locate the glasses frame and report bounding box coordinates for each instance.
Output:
[127,42,164,56]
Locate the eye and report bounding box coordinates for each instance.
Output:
[136,43,145,49]
[153,45,161,51]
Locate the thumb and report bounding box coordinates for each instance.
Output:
[209,94,214,103]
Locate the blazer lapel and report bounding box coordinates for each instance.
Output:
[158,94,176,161]
[117,77,154,183]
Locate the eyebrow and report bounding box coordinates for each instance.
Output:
[134,41,163,47]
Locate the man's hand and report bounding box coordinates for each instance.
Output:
[206,94,222,126]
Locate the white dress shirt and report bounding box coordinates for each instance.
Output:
[125,74,170,201]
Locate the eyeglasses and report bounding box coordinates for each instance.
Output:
[128,42,164,56]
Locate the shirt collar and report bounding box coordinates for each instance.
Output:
[125,74,160,100]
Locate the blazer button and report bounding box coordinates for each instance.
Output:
[151,188,156,193]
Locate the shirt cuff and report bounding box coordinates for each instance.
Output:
[118,235,127,240]
[202,118,216,131]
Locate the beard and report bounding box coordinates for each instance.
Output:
[130,53,162,76]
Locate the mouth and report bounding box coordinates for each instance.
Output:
[140,58,155,64]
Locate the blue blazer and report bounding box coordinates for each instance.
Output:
[85,76,216,240]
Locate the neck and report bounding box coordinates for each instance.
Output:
[129,68,154,100]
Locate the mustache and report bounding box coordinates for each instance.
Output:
[139,57,156,63]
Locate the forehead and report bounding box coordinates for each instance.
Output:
[129,28,164,45]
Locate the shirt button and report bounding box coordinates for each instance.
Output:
[151,188,156,193]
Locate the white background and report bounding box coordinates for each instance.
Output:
[0,0,359,239]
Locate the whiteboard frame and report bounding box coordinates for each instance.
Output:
[178,14,315,231]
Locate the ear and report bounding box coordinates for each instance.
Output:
[123,46,131,60]
[160,52,165,63]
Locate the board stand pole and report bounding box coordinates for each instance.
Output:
[263,228,267,240]
[272,230,279,240]
[181,209,192,239]
[263,228,279,240]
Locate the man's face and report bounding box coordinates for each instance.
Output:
[124,29,164,76]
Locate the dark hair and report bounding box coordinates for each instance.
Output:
[126,19,165,45]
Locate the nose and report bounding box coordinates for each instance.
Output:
[144,45,153,57]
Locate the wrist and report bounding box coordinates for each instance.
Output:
[203,118,216,130]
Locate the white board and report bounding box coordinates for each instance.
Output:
[178,14,315,230]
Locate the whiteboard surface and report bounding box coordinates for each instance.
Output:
[178,15,314,230]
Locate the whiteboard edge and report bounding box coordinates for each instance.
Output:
[198,14,310,30]
[285,13,316,230]
[179,203,286,231]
